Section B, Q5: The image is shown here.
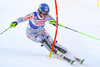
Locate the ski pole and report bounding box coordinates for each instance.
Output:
[58,24,100,41]
[0,26,12,35]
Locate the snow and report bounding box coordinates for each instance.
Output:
[0,0,100,67]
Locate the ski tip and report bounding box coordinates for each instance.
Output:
[69,60,75,65]
[80,59,85,64]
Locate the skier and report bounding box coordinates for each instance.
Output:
[10,3,84,64]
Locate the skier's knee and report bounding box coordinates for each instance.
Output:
[42,39,57,54]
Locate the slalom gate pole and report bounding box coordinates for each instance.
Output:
[49,0,59,58]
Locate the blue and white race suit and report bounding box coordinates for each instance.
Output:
[15,11,73,59]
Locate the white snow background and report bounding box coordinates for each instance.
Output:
[0,0,100,67]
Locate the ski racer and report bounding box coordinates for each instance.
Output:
[10,3,84,64]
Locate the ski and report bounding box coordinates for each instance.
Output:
[75,57,85,64]
[63,56,75,65]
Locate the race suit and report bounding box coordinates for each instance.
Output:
[15,11,73,59]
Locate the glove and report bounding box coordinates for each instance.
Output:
[49,20,56,26]
[10,21,18,27]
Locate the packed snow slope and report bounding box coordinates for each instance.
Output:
[0,0,100,67]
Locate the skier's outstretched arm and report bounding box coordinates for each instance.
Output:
[47,15,56,26]
[10,12,33,27]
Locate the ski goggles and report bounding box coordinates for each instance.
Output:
[41,11,48,15]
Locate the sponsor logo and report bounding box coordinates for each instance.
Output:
[24,16,33,20]
[33,20,46,25]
